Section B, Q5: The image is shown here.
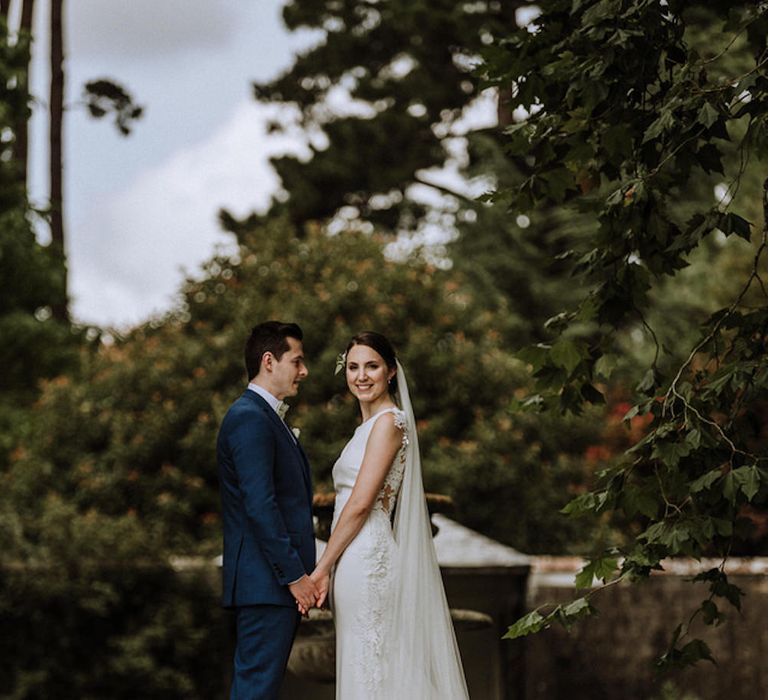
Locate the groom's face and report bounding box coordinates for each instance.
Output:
[269,336,308,399]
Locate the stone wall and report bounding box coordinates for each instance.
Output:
[525,557,768,700]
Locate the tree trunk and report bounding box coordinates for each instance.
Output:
[50,0,67,320]
[12,0,35,187]
[0,0,11,18]
[20,0,33,27]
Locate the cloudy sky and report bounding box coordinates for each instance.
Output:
[27,0,318,328]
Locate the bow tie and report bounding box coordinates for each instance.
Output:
[276,401,289,420]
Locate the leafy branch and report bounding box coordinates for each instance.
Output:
[485,0,768,669]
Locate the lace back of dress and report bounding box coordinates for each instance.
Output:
[374,409,409,517]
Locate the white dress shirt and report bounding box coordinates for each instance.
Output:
[247,383,296,442]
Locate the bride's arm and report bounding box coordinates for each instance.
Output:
[311,414,402,606]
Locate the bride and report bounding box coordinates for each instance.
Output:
[310,331,469,699]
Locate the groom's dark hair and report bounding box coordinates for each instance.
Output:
[245,321,303,380]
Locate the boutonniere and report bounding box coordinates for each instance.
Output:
[292,427,301,440]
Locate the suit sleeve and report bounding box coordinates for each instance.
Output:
[228,411,306,586]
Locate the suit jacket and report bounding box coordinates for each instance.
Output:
[217,390,315,608]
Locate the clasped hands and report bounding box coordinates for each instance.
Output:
[288,566,330,616]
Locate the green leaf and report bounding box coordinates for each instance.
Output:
[622,483,660,519]
[503,609,548,639]
[697,102,720,129]
[725,468,746,504]
[517,344,550,371]
[662,524,691,553]
[730,464,761,502]
[656,634,716,672]
[560,492,598,516]
[681,639,716,666]
[743,465,761,501]
[594,354,617,380]
[685,428,701,449]
[696,143,724,174]
[563,597,591,617]
[643,108,675,143]
[693,569,744,611]
[712,579,743,611]
[700,600,723,626]
[550,338,584,374]
[575,556,619,589]
[623,404,640,422]
[557,597,596,629]
[690,468,722,493]
[640,521,667,545]
[652,439,692,468]
[720,212,752,240]
[636,368,658,394]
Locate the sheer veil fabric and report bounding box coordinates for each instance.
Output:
[385,361,469,698]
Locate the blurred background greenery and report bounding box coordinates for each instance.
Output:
[2,1,767,697]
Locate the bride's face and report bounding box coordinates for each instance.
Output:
[346,344,395,404]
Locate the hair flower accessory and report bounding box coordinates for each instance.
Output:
[334,350,347,375]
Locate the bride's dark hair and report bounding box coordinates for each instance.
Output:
[346,331,398,395]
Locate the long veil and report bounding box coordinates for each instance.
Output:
[386,360,469,698]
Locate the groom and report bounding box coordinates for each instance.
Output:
[217,321,318,699]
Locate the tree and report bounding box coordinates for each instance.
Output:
[236,0,522,232]
[7,0,34,184]
[484,0,768,667]
[1,0,142,321]
[46,0,143,320]
[0,12,77,464]
[49,0,65,319]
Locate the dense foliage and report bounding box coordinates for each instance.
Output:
[0,562,229,699]
[1,216,607,695]
[486,0,768,667]
[4,219,603,556]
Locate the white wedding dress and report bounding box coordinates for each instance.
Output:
[329,363,469,700]
[331,407,408,698]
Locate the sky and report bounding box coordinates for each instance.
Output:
[26,0,319,328]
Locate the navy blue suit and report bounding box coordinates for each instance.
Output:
[217,390,315,699]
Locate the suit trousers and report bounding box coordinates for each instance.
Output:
[230,604,301,700]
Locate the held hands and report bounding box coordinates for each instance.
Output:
[288,575,320,616]
[289,568,330,616]
[309,566,330,610]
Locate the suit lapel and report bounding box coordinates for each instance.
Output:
[244,391,295,444]
[243,391,312,502]
[294,438,313,505]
